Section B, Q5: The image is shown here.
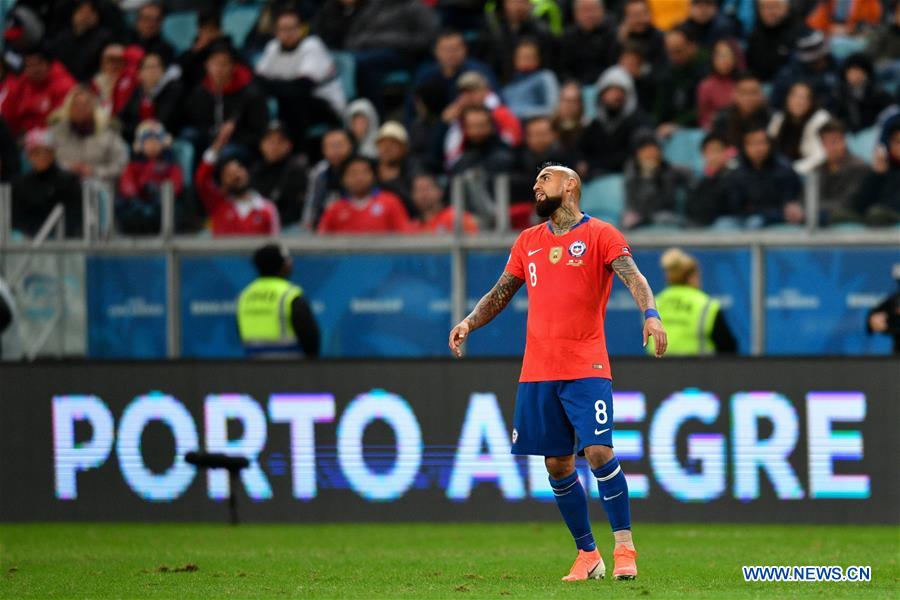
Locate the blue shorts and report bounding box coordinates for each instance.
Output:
[511,377,614,457]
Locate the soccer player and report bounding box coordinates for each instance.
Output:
[448,163,667,581]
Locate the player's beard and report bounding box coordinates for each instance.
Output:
[535,194,563,218]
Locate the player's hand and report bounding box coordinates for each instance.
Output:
[643,317,667,357]
[448,319,470,358]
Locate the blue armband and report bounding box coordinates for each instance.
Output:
[644,309,661,321]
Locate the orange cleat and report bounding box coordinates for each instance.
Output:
[561,548,605,581]
[612,546,638,580]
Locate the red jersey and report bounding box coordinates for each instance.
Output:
[504,215,632,382]
[317,190,410,234]
[416,207,479,234]
[195,159,280,236]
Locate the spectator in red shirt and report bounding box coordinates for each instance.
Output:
[410,172,479,234]
[697,38,743,129]
[117,119,185,234]
[1,46,76,137]
[317,155,410,234]
[195,121,281,236]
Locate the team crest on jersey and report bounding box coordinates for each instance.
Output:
[568,240,587,257]
[549,246,563,264]
[512,428,518,443]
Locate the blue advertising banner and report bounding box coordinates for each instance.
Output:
[87,256,167,358]
[180,254,452,358]
[765,247,899,355]
[466,248,752,357]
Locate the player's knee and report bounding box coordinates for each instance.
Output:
[583,444,615,469]
[544,455,575,480]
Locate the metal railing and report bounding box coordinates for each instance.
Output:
[0,180,897,360]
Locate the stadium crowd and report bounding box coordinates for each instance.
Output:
[1,0,899,238]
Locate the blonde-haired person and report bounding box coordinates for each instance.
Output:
[49,84,128,189]
[647,248,737,356]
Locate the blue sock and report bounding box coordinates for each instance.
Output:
[549,471,596,551]
[592,457,631,532]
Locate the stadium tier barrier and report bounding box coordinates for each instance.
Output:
[1,358,897,523]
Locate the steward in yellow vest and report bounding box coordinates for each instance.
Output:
[237,244,320,357]
[647,248,736,356]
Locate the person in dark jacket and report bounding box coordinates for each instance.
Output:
[11,128,83,237]
[746,0,806,81]
[770,30,840,110]
[130,2,175,64]
[725,126,804,227]
[477,0,557,85]
[374,121,417,216]
[250,121,308,227]
[866,264,900,354]
[558,0,619,85]
[181,40,269,159]
[829,53,893,134]
[852,118,900,226]
[711,73,771,147]
[680,0,740,50]
[510,115,575,204]
[622,129,694,229]
[816,119,870,224]
[49,0,114,82]
[577,65,650,177]
[653,27,708,134]
[686,132,735,226]
[450,105,516,175]
[119,52,184,145]
[311,0,365,50]
[616,0,667,67]
[177,7,227,90]
[0,117,21,182]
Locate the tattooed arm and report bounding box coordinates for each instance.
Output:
[611,256,668,356]
[449,271,524,357]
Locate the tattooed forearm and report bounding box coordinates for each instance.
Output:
[465,271,525,330]
[611,256,656,313]
[549,205,581,234]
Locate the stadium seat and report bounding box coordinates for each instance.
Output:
[580,174,624,225]
[267,97,279,119]
[663,128,705,174]
[847,126,878,164]
[582,84,597,122]
[171,139,195,188]
[383,70,411,87]
[332,52,357,101]
[829,222,866,231]
[222,3,260,49]
[162,12,198,55]
[829,35,867,62]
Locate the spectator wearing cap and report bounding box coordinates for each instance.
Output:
[116,119,186,235]
[697,38,744,129]
[501,38,560,121]
[317,155,411,234]
[768,81,831,174]
[237,243,320,358]
[344,0,439,112]
[679,0,740,50]
[687,132,736,226]
[558,0,618,86]
[182,40,269,160]
[195,122,281,236]
[853,118,900,226]
[130,2,175,65]
[49,85,128,188]
[577,66,650,177]
[0,46,76,137]
[653,27,708,136]
[746,0,806,82]
[829,53,893,134]
[770,30,840,110]
[815,119,871,225]
[725,126,804,228]
[410,172,479,234]
[303,128,355,229]
[375,121,416,215]
[710,73,771,147]
[11,128,83,237]
[178,7,227,90]
[443,70,522,170]
[407,29,498,124]
[343,98,380,159]
[92,43,143,117]
[50,0,114,82]
[119,51,184,145]
[616,0,667,68]
[477,0,557,85]
[622,129,694,229]
[250,121,308,227]
[255,9,345,152]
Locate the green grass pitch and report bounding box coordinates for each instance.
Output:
[1,523,897,598]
